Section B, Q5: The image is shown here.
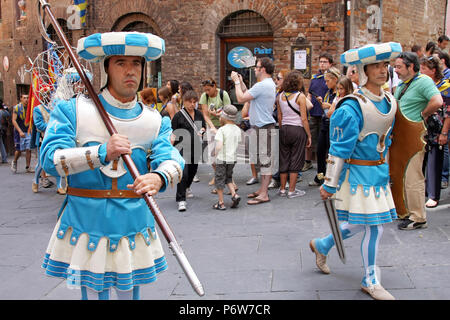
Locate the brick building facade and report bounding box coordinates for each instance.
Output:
[0,0,447,108]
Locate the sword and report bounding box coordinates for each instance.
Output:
[319,197,346,264]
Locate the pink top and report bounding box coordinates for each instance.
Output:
[278,92,303,127]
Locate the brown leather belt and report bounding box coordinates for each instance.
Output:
[345,153,385,166]
[67,175,141,198]
[67,187,141,198]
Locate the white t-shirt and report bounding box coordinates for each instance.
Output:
[248,78,276,127]
[215,123,242,162]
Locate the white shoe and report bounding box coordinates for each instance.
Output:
[10,161,17,173]
[246,177,259,185]
[178,201,187,212]
[186,188,194,198]
[193,175,200,183]
[361,284,395,300]
[268,178,280,189]
[287,189,306,198]
[302,161,313,172]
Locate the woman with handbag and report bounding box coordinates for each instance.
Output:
[419,56,449,208]
[276,71,311,198]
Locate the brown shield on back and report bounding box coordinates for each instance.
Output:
[389,107,426,218]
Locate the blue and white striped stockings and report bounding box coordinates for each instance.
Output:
[314,222,383,287]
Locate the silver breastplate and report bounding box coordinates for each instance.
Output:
[75,95,162,177]
[353,92,397,153]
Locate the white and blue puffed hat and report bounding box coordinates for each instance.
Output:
[340,42,402,86]
[77,31,165,88]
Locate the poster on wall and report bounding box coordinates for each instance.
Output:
[225,41,274,96]
[291,45,312,79]
[294,50,307,70]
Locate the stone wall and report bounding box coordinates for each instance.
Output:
[0,0,447,107]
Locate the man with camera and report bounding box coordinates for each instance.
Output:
[394,52,443,230]
[231,57,277,205]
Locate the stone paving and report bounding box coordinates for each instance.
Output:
[0,153,449,300]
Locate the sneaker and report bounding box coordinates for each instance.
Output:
[268,178,280,189]
[441,181,448,189]
[186,188,194,198]
[301,161,313,172]
[41,178,54,188]
[246,177,259,185]
[10,161,17,173]
[178,201,187,212]
[278,188,287,197]
[308,180,321,186]
[361,284,395,300]
[26,166,35,173]
[193,175,200,183]
[287,189,306,198]
[398,219,427,230]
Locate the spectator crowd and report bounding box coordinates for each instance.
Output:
[1,35,449,232]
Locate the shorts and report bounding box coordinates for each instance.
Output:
[279,125,307,173]
[215,163,235,190]
[204,128,217,164]
[249,123,276,176]
[14,130,31,151]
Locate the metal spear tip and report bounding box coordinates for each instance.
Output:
[194,284,205,297]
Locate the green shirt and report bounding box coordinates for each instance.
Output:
[394,73,440,122]
[199,88,231,128]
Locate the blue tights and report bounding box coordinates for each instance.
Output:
[81,286,140,300]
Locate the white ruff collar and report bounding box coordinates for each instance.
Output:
[360,86,385,102]
[101,88,137,109]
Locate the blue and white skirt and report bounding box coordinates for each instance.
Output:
[42,218,167,292]
[335,172,397,225]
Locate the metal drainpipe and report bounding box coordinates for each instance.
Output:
[378,0,383,42]
[344,0,351,51]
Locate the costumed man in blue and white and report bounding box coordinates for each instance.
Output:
[40,31,184,300]
[32,68,92,195]
[309,42,402,300]
[32,85,65,194]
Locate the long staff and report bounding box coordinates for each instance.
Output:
[37,0,204,297]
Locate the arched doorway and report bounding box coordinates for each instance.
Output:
[217,10,274,105]
[113,16,162,89]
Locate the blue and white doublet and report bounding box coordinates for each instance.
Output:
[40,89,184,292]
[323,89,397,225]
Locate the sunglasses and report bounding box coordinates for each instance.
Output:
[202,80,216,86]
